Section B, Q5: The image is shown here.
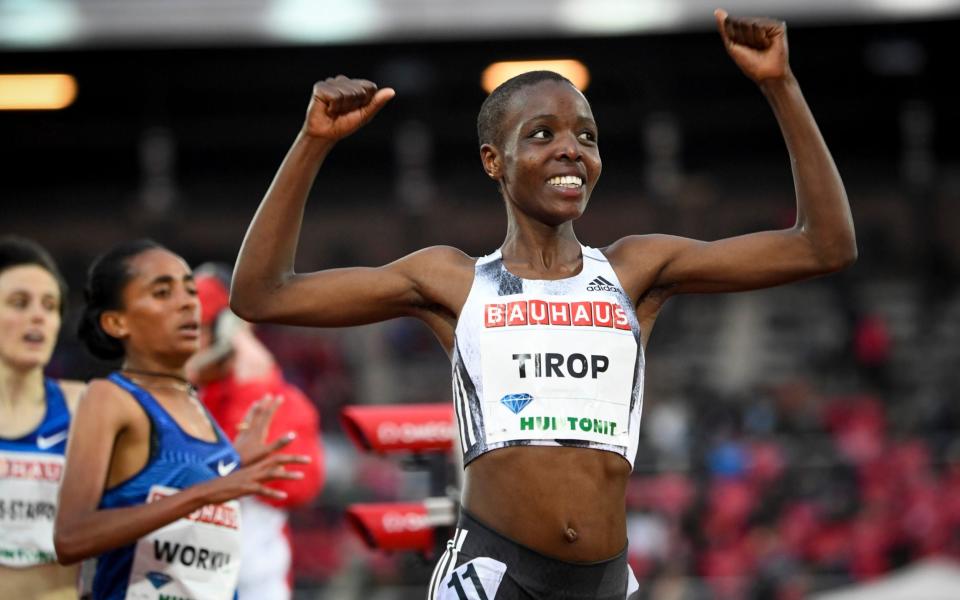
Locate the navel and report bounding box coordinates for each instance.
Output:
[564,525,579,543]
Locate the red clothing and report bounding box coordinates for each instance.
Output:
[200,367,324,507]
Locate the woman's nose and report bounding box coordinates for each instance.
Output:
[554,132,582,161]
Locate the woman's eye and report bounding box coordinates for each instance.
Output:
[186,287,198,296]
[153,289,170,299]
[578,131,596,143]
[531,129,549,139]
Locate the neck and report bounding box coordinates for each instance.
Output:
[0,360,45,411]
[502,215,581,274]
[121,354,189,384]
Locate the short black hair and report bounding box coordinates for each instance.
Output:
[477,70,577,149]
[77,239,164,361]
[0,235,68,314]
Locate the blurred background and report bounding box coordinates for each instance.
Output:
[4,0,960,598]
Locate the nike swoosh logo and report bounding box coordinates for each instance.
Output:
[217,460,238,476]
[36,430,69,450]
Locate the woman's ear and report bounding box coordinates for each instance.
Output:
[100,310,129,341]
[480,143,502,180]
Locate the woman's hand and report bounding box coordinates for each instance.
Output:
[200,452,310,504]
[714,9,791,84]
[302,75,395,142]
[232,394,291,465]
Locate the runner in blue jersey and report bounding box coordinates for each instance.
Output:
[53,240,309,600]
[230,10,857,599]
[0,236,85,599]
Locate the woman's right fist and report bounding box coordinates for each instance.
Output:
[303,75,395,141]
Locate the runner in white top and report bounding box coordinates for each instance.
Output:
[0,236,85,600]
[453,244,644,466]
[231,10,856,598]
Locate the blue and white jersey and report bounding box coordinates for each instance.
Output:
[93,372,242,600]
[0,378,70,567]
[452,244,645,469]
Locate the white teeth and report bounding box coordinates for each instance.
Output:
[548,175,583,188]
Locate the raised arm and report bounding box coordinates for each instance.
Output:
[54,381,305,564]
[230,76,445,327]
[609,10,856,299]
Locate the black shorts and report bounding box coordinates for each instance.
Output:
[427,509,639,600]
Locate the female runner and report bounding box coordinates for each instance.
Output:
[230,11,856,599]
[0,236,85,600]
[54,240,307,600]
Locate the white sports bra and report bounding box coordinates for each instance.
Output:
[451,244,645,469]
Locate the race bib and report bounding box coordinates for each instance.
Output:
[0,450,63,566]
[437,557,506,600]
[480,295,637,447]
[125,485,241,600]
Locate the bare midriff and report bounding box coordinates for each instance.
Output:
[0,562,79,599]
[461,445,631,563]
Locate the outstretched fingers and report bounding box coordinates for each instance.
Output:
[238,394,282,435]
[252,455,310,499]
[269,453,312,466]
[264,431,296,454]
[268,466,305,480]
[256,485,288,500]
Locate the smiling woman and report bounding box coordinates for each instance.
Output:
[230,10,855,599]
[53,239,309,600]
[0,236,85,600]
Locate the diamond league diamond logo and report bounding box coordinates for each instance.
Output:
[146,571,173,589]
[500,393,533,414]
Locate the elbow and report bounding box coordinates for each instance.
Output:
[229,275,287,323]
[229,285,269,323]
[819,239,858,274]
[228,291,258,322]
[54,528,85,565]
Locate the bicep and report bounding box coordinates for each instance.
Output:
[612,229,827,298]
[230,247,450,327]
[658,228,831,294]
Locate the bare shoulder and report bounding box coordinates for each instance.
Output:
[400,245,476,272]
[57,379,88,414]
[398,245,476,291]
[76,378,138,425]
[602,234,696,264]
[401,245,477,314]
[601,234,698,301]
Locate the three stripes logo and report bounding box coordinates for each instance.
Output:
[586,276,618,292]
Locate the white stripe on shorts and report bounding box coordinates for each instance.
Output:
[429,528,469,600]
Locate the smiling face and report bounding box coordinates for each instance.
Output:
[0,265,62,372]
[482,79,602,227]
[102,248,200,365]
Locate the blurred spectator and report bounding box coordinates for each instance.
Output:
[852,313,892,388]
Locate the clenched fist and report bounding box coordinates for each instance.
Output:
[302,75,395,142]
[715,9,791,83]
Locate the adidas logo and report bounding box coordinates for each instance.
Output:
[586,276,618,292]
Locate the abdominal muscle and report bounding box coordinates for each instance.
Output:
[461,445,631,563]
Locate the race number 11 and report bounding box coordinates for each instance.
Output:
[447,562,489,600]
